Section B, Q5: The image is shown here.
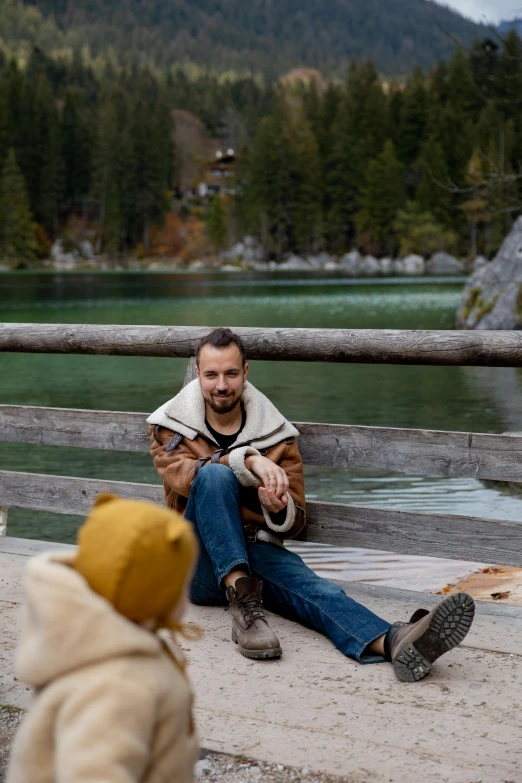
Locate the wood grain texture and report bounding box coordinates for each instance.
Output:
[3,323,522,365]
[2,470,522,566]
[3,405,522,481]
[0,405,149,451]
[0,470,164,516]
[184,356,197,386]
[305,501,522,566]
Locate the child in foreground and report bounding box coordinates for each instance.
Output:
[7,493,200,783]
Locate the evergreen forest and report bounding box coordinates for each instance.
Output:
[2,32,522,265]
[2,0,488,78]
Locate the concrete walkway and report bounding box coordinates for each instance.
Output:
[1,537,522,783]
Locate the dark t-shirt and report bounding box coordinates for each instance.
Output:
[205,403,246,451]
[206,403,287,524]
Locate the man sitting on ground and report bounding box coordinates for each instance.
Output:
[148,327,475,682]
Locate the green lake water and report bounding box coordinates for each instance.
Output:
[2,272,522,590]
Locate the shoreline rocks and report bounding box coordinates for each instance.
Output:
[1,234,471,276]
[426,252,463,276]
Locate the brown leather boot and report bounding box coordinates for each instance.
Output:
[386,592,475,683]
[225,576,282,660]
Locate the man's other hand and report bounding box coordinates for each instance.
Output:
[258,486,288,513]
[245,455,289,499]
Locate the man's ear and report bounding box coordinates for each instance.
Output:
[195,363,200,379]
[243,362,248,380]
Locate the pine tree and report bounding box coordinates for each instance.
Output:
[494,31,522,121]
[61,88,93,215]
[323,61,389,250]
[207,196,228,251]
[130,91,173,249]
[435,105,474,189]
[470,38,499,103]
[37,77,64,233]
[290,118,322,254]
[446,46,482,119]
[242,99,294,257]
[396,66,428,166]
[15,71,64,233]
[90,93,122,253]
[356,140,405,255]
[0,75,10,171]
[416,136,453,227]
[0,148,36,263]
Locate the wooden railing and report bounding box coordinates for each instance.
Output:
[2,324,522,567]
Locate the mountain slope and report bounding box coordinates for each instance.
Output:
[499,19,522,37]
[15,0,488,75]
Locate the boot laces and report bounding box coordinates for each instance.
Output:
[226,596,266,628]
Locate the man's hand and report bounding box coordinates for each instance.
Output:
[258,486,288,514]
[245,455,290,513]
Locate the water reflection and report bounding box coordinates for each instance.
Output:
[287,542,485,592]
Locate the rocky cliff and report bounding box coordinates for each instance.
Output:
[456,218,522,329]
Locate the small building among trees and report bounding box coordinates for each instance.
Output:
[198,150,238,198]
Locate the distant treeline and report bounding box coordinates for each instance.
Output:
[1,33,522,263]
[243,32,522,259]
[0,47,272,260]
[2,0,486,78]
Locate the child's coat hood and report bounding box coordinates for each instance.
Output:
[17,550,161,689]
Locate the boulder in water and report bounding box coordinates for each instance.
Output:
[278,254,310,270]
[471,255,488,272]
[456,216,522,329]
[79,240,95,260]
[306,252,335,269]
[50,240,77,270]
[323,259,339,270]
[426,252,463,275]
[220,241,244,264]
[242,236,265,263]
[401,254,425,275]
[188,259,206,270]
[338,250,362,275]
[360,255,380,276]
[379,257,394,275]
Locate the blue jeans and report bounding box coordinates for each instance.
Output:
[185,463,391,663]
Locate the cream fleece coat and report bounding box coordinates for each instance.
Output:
[6,551,199,783]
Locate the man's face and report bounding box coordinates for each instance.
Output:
[196,344,248,414]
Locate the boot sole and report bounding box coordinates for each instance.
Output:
[393,592,475,683]
[232,631,282,660]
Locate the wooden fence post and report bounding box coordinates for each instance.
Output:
[183,356,197,386]
[0,507,7,536]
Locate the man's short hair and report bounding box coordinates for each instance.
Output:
[196,327,246,366]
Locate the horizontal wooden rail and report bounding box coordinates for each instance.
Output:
[1,469,520,566]
[2,405,522,481]
[3,323,522,366]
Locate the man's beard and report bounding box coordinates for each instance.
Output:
[207,393,241,414]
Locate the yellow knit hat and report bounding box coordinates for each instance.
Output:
[75,493,197,625]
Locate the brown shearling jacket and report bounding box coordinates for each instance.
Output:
[147,380,306,541]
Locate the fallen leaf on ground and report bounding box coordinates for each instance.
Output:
[436,584,454,595]
[491,591,511,600]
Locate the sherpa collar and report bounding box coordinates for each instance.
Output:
[147,379,299,450]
